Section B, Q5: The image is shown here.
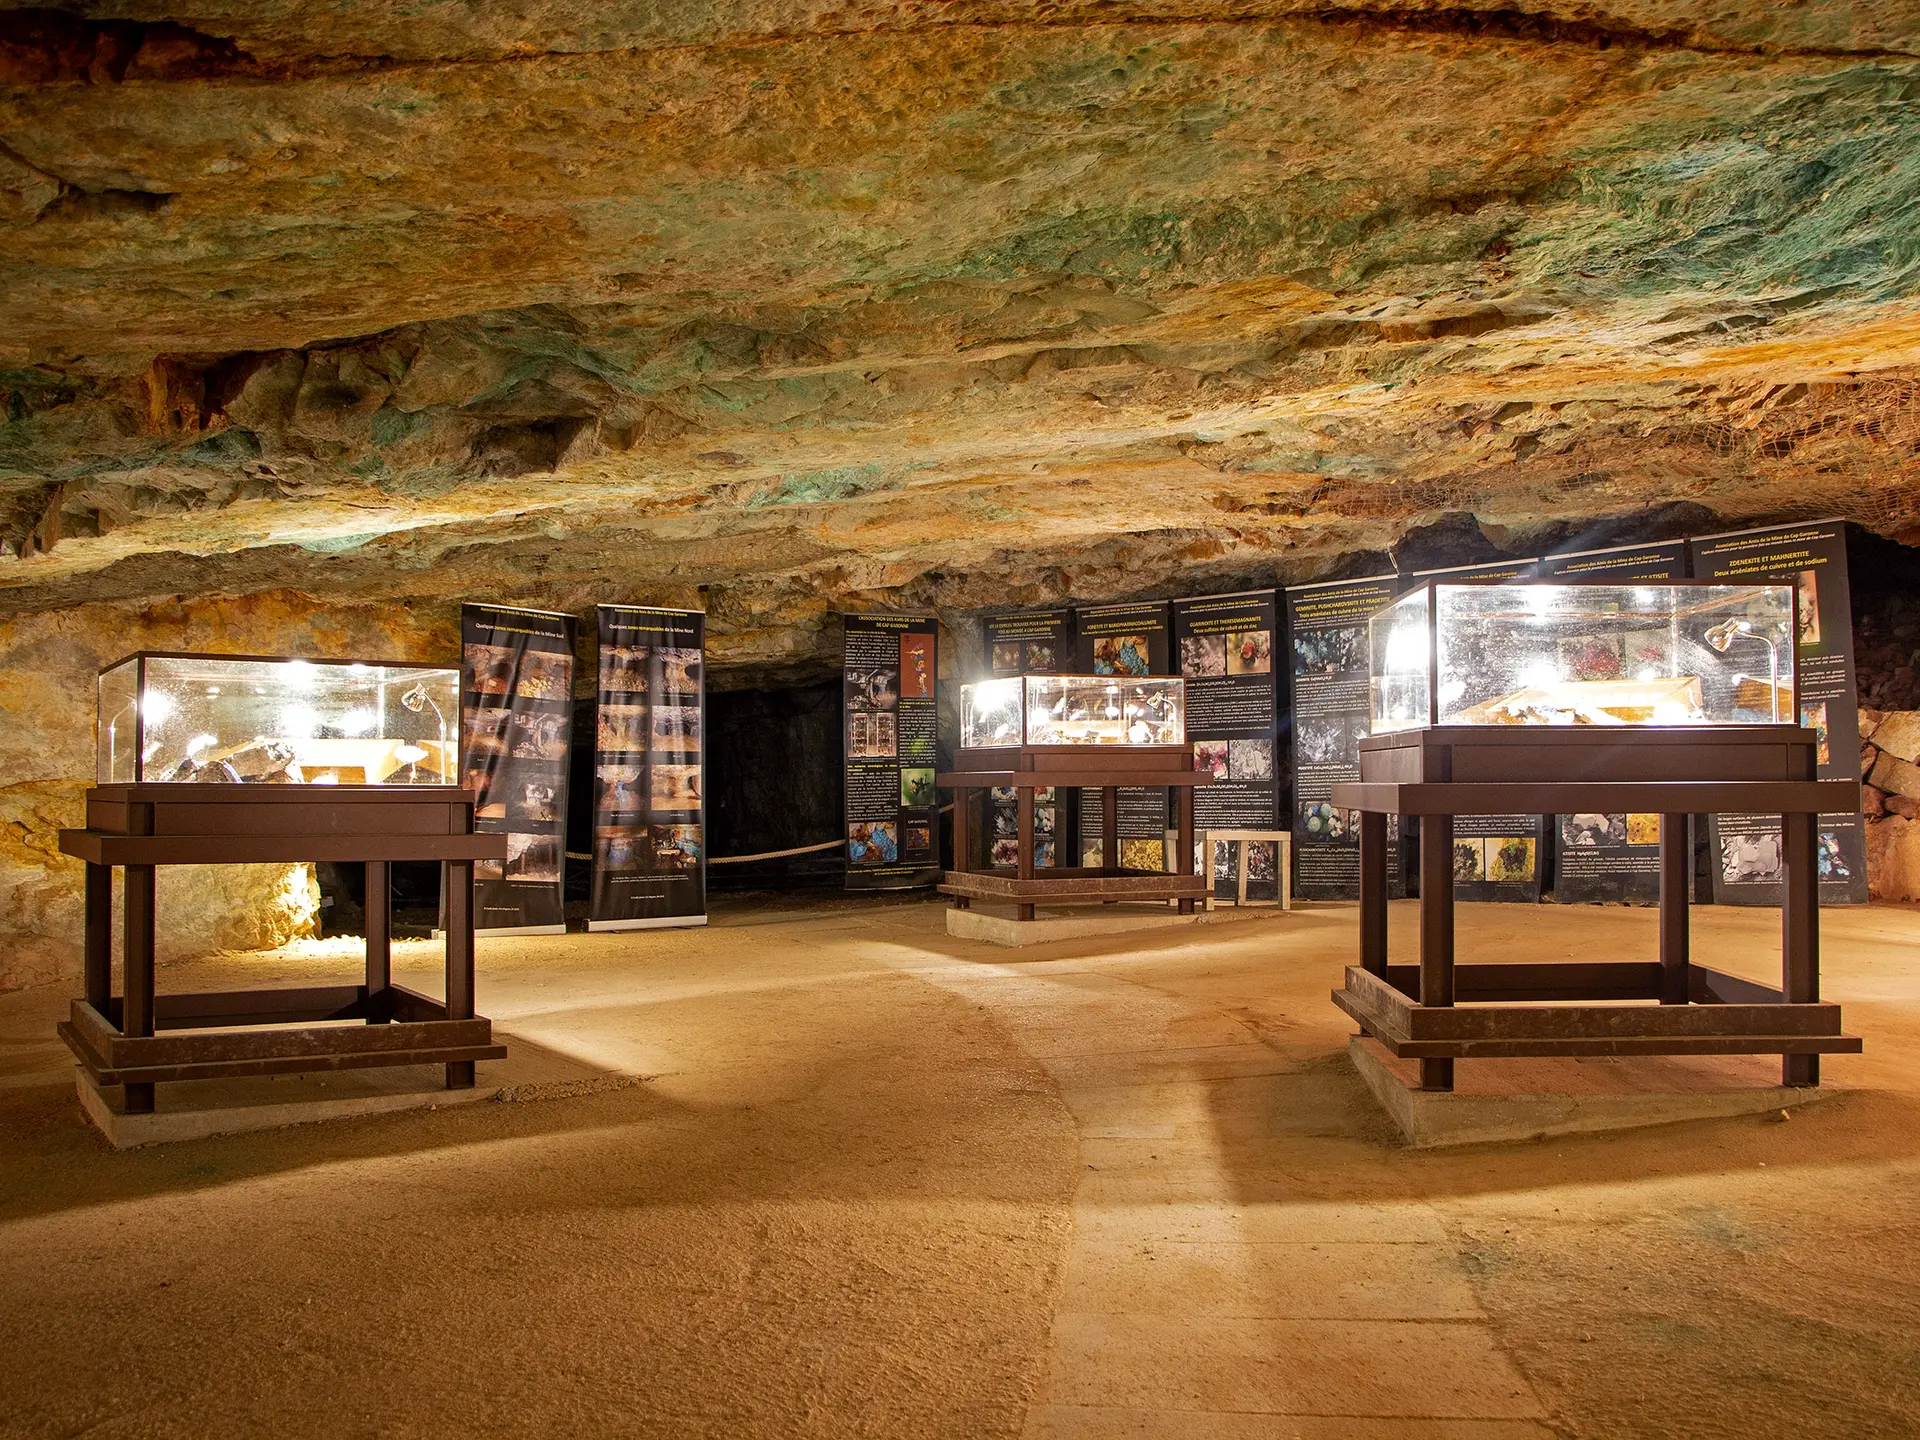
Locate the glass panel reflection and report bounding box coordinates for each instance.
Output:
[959,676,1185,747]
[1369,583,1796,732]
[97,653,459,784]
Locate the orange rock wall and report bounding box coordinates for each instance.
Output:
[0,594,454,990]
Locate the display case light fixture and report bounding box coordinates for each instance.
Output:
[1704,617,1782,720]
[400,680,449,756]
[1383,624,1427,673]
[1516,659,1563,690]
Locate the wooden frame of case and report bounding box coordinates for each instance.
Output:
[1330,725,1861,1092]
[58,784,508,1114]
[936,744,1213,918]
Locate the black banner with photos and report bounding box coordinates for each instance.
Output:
[985,608,1076,678]
[1538,540,1688,905]
[1285,574,1403,900]
[1689,520,1868,906]
[1075,601,1172,870]
[460,603,575,934]
[982,608,1076,871]
[844,613,942,890]
[588,605,707,931]
[1174,590,1282,901]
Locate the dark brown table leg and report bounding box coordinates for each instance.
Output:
[1418,814,1455,1092]
[123,864,156,1114]
[1102,787,1119,899]
[1176,785,1195,915]
[1782,811,1820,1088]
[1016,785,1035,922]
[952,786,970,871]
[365,859,391,1021]
[444,859,476,1088]
[1359,810,1388,980]
[84,862,112,1013]
[1658,813,1690,1004]
[951,787,971,907]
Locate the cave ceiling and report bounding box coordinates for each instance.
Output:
[4,1,1920,672]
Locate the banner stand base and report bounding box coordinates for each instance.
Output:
[476,923,568,938]
[587,915,709,932]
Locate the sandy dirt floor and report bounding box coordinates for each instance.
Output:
[1,896,1916,1438]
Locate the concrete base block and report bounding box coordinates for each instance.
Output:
[1348,1035,1836,1148]
[73,1041,621,1149]
[945,903,1261,947]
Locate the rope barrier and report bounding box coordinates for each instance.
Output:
[568,804,959,866]
[708,838,842,864]
[569,840,838,864]
[708,802,955,864]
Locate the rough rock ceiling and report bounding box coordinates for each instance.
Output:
[4,1,1920,672]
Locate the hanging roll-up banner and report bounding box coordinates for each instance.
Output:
[982,608,1076,871]
[1538,540,1689,906]
[843,613,942,890]
[588,605,707,931]
[1411,557,1549,903]
[1074,600,1173,869]
[1285,573,1403,900]
[1174,590,1282,901]
[1688,520,1868,906]
[460,603,576,935]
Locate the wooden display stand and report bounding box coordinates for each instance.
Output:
[57,785,509,1115]
[1331,726,1862,1093]
[937,745,1212,921]
[1201,829,1292,911]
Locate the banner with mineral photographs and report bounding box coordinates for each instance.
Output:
[1689,520,1868,906]
[587,605,707,931]
[843,613,942,890]
[1411,557,1548,904]
[1285,574,1403,900]
[1538,540,1688,905]
[1074,600,1172,870]
[1174,590,1282,902]
[460,603,575,935]
[1442,814,1551,904]
[985,607,1076,678]
[982,608,1076,871]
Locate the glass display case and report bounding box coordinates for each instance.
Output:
[960,677,1026,749]
[1369,582,1796,733]
[97,652,459,785]
[959,675,1185,748]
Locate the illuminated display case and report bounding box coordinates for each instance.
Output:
[97,652,459,785]
[959,675,1186,749]
[1369,582,1797,734]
